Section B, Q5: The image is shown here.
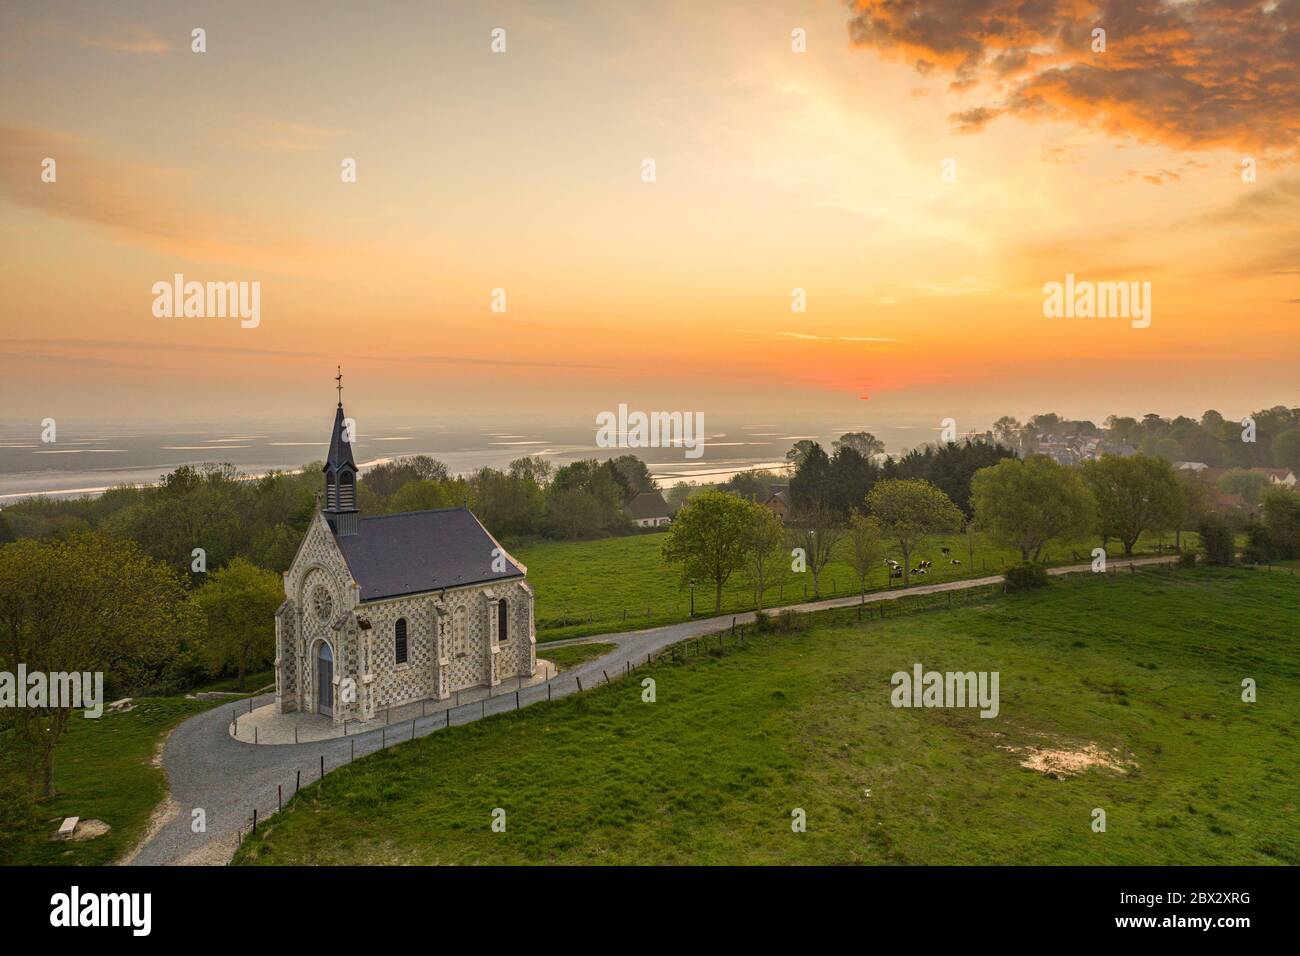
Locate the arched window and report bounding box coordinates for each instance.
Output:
[497,600,509,643]
[453,606,468,657]
[395,617,408,664]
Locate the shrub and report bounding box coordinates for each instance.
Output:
[1241,519,1272,564]
[1004,561,1049,591]
[777,608,801,632]
[1261,487,1300,560]
[1198,514,1235,565]
[752,609,773,633]
[1178,550,1197,568]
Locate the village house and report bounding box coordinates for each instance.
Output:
[626,489,672,527]
[274,386,536,723]
[1250,467,1298,488]
[764,486,792,519]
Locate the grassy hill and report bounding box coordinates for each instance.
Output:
[0,697,219,866]
[515,528,1191,641]
[233,566,1297,865]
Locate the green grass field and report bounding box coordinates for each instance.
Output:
[233,566,1298,865]
[0,697,218,865]
[515,528,1189,641]
[540,642,617,672]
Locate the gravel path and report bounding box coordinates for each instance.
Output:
[129,555,1175,865]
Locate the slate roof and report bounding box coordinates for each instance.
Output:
[332,506,524,602]
[625,490,670,520]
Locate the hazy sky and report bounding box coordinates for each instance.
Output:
[1,0,1297,432]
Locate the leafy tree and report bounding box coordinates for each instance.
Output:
[390,479,468,513]
[785,440,818,467]
[1241,519,1272,563]
[991,416,1022,451]
[665,481,703,514]
[970,457,1095,561]
[718,469,779,503]
[865,479,963,585]
[743,504,786,610]
[609,455,657,499]
[1217,468,1270,507]
[549,460,628,531]
[0,533,199,796]
[845,510,885,596]
[1260,487,1300,559]
[508,456,554,485]
[827,446,882,517]
[1270,430,1300,471]
[1080,455,1182,556]
[787,506,843,599]
[471,467,545,538]
[833,432,885,457]
[1197,514,1235,565]
[662,491,754,613]
[364,456,449,498]
[789,443,833,515]
[1153,437,1183,462]
[893,440,1014,515]
[248,522,301,573]
[545,488,604,539]
[195,558,283,690]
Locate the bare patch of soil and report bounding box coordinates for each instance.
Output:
[999,741,1138,777]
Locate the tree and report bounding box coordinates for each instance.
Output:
[785,440,818,468]
[789,443,833,515]
[1261,487,1300,559]
[787,506,844,599]
[1080,455,1182,556]
[833,431,885,457]
[666,481,703,514]
[1216,468,1270,507]
[1197,514,1235,565]
[662,491,754,613]
[743,504,786,610]
[364,456,449,498]
[991,416,1022,451]
[1272,430,1300,470]
[508,456,554,485]
[718,469,779,503]
[609,455,657,499]
[544,487,604,540]
[471,467,545,538]
[970,457,1095,561]
[0,534,199,796]
[893,440,1015,516]
[845,510,885,597]
[865,479,963,585]
[195,558,283,691]
[548,459,627,533]
[390,478,467,513]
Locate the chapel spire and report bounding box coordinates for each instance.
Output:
[323,367,359,536]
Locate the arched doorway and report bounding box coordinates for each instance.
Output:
[317,641,334,716]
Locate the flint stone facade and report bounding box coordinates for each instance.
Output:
[273,395,535,724]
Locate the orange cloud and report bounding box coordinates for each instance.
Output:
[79,28,170,55]
[846,0,1300,156]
